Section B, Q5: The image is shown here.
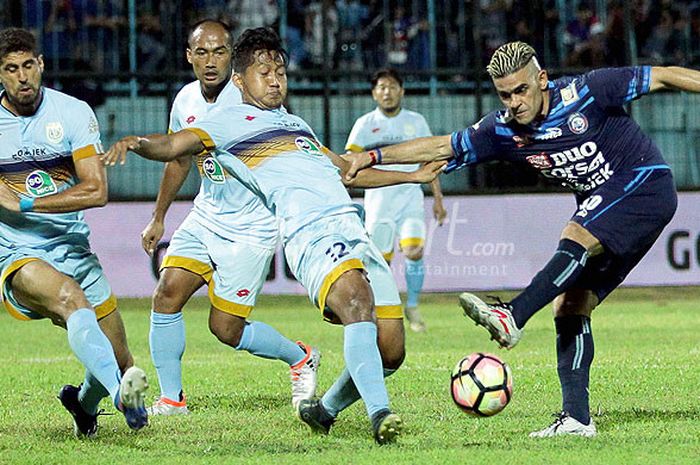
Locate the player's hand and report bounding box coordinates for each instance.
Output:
[141,217,165,256]
[0,182,20,212]
[433,196,447,226]
[101,136,143,166]
[413,160,447,184]
[344,151,374,182]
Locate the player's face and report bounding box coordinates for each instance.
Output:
[493,63,549,125]
[0,51,44,111]
[234,50,287,110]
[372,76,404,115]
[186,28,232,92]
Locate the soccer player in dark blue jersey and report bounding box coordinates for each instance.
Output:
[343,41,700,437]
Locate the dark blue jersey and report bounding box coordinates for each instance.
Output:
[448,66,668,194]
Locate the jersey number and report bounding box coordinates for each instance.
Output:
[325,242,349,263]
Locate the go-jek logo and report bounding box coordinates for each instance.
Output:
[202,157,225,184]
[295,136,323,156]
[25,170,57,197]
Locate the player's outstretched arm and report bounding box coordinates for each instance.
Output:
[344,135,453,181]
[0,154,108,213]
[101,130,205,165]
[649,66,700,93]
[342,160,447,188]
[141,157,192,256]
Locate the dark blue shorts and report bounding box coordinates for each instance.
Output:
[570,166,677,301]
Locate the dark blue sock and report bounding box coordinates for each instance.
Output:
[511,239,588,328]
[555,315,594,425]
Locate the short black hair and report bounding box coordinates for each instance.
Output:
[232,27,288,73]
[187,19,232,48]
[371,68,403,89]
[0,27,38,63]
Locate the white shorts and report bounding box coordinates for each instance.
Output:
[365,185,426,259]
[163,213,274,318]
[284,212,402,320]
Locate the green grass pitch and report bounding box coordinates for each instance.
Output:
[1,288,699,464]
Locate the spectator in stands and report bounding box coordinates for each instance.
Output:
[564,2,598,56]
[361,0,385,70]
[305,0,338,67]
[226,0,279,38]
[44,0,79,70]
[285,0,308,71]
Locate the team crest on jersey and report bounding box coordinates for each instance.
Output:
[202,157,225,184]
[560,82,580,106]
[295,136,323,156]
[25,170,58,197]
[403,124,416,137]
[45,122,64,143]
[567,112,589,134]
[525,152,552,169]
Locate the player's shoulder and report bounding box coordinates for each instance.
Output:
[400,108,427,121]
[172,80,201,107]
[353,109,378,127]
[44,87,91,112]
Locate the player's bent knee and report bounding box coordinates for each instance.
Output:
[208,309,246,348]
[326,270,375,324]
[402,246,423,261]
[553,289,598,318]
[152,270,200,313]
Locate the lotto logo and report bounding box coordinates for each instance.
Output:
[236,289,250,297]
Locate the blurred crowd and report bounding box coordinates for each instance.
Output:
[2,0,700,75]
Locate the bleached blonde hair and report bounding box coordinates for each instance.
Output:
[486,42,540,79]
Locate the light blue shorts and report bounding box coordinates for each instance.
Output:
[0,237,115,321]
[284,212,402,320]
[162,213,274,317]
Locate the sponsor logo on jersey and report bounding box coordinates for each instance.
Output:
[45,122,64,144]
[560,82,580,106]
[567,112,588,134]
[295,136,323,156]
[534,127,563,141]
[13,147,49,161]
[403,123,416,137]
[186,115,196,124]
[236,289,250,298]
[25,170,58,197]
[245,115,256,121]
[526,152,552,169]
[541,141,614,191]
[202,156,225,183]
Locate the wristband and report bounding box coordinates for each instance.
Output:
[19,197,35,212]
[368,148,383,165]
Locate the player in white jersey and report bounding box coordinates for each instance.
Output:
[345,68,447,333]
[102,28,445,444]
[129,20,320,415]
[0,28,148,437]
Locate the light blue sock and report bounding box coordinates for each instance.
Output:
[405,258,424,308]
[78,371,109,415]
[321,367,397,418]
[236,321,306,366]
[343,321,389,418]
[150,311,185,401]
[66,309,121,407]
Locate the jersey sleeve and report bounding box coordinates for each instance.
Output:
[183,107,228,152]
[168,103,182,134]
[345,117,367,152]
[445,112,501,173]
[416,114,433,137]
[67,100,103,161]
[585,66,652,108]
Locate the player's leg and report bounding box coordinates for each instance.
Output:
[399,209,428,333]
[7,259,147,432]
[530,288,598,438]
[147,217,210,414]
[205,237,316,409]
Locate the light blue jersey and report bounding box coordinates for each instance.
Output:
[188,104,356,242]
[169,80,277,248]
[0,87,103,248]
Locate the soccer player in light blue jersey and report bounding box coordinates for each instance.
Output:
[103,28,445,444]
[343,41,700,437]
[0,28,148,437]
[134,19,321,417]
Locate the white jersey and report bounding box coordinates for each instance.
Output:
[345,107,432,214]
[169,80,277,248]
[188,104,357,243]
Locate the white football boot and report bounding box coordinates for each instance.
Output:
[459,292,523,349]
[290,341,321,409]
[529,412,597,438]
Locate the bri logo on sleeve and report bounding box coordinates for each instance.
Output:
[202,157,225,184]
[25,170,58,197]
[295,136,323,156]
